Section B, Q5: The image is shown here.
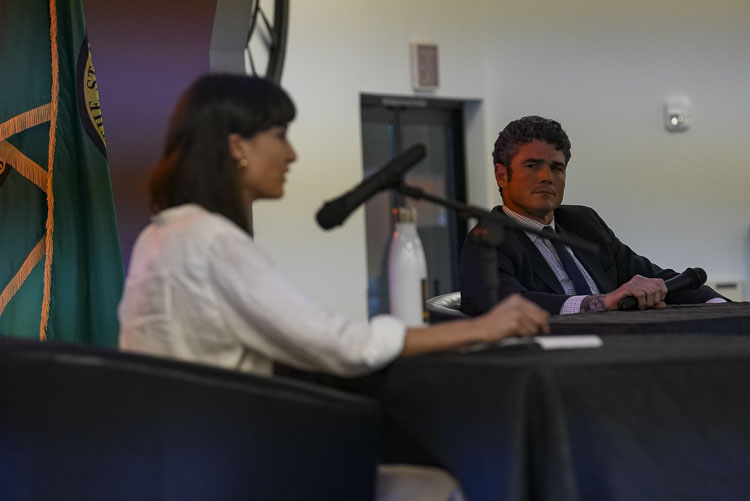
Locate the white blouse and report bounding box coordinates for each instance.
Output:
[119,204,405,377]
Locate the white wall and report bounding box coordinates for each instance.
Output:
[480,0,750,294]
[252,0,490,319]
[254,0,750,319]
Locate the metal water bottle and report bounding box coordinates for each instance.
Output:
[388,207,428,326]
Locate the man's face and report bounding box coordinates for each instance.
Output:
[495,139,566,224]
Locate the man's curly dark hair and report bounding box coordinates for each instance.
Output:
[492,115,572,171]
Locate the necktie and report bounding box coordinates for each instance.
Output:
[541,226,592,295]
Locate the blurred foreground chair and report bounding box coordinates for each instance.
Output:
[0,339,380,501]
[425,292,467,324]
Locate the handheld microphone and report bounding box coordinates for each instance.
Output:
[315,144,426,230]
[617,267,707,311]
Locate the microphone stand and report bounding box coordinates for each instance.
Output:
[395,182,599,308]
[395,183,599,252]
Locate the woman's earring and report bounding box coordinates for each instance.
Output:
[237,158,248,169]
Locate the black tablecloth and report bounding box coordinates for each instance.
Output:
[352,333,750,501]
[549,301,750,335]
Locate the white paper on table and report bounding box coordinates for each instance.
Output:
[459,335,603,353]
[533,335,603,350]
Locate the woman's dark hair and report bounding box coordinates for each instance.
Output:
[149,73,296,230]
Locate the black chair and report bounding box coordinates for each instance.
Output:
[0,339,381,501]
[425,292,468,323]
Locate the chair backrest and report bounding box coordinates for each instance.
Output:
[0,339,380,501]
[425,292,468,323]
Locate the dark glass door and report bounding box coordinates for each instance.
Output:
[360,95,466,317]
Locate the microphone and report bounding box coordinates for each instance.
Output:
[618,267,707,311]
[316,144,426,230]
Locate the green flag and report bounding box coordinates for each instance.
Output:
[0,0,124,346]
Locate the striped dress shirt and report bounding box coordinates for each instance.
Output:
[502,206,597,314]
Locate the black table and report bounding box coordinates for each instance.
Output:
[361,331,750,501]
[549,301,750,335]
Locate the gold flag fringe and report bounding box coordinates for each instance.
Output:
[40,0,60,341]
[0,104,52,142]
[0,140,49,191]
[0,239,45,318]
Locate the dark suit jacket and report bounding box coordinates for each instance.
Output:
[459,205,725,315]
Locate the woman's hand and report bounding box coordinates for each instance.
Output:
[476,294,550,342]
[401,294,549,357]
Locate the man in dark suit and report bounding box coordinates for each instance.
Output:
[460,116,726,315]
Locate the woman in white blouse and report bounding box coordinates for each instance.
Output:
[118,74,549,377]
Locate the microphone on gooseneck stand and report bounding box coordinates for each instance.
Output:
[617,267,708,311]
[315,144,426,230]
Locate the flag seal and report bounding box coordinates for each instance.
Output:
[0,160,11,188]
[76,36,106,157]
